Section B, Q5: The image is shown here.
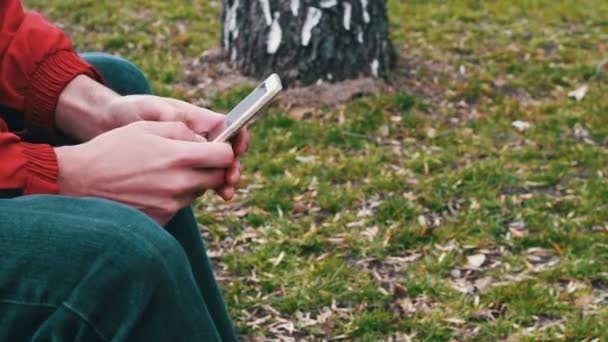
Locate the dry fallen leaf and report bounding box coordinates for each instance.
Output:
[466,254,487,268]
[417,215,427,226]
[271,251,285,266]
[288,107,315,120]
[443,317,466,325]
[295,155,317,163]
[381,125,390,137]
[474,277,493,292]
[507,221,529,238]
[572,123,596,145]
[452,278,475,294]
[361,226,379,241]
[512,120,531,132]
[568,84,588,101]
[471,309,497,322]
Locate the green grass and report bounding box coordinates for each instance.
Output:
[29,0,608,339]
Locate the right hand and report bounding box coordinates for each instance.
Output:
[55,121,235,225]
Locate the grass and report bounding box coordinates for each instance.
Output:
[28,0,608,340]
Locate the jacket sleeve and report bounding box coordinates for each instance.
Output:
[0,0,102,195]
[0,0,103,141]
[0,121,58,195]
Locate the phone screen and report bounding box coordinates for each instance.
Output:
[210,74,282,142]
[225,83,269,127]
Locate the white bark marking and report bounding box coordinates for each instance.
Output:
[371,59,379,78]
[320,0,337,8]
[267,12,282,54]
[361,0,370,23]
[343,2,352,31]
[231,48,237,62]
[259,0,272,26]
[357,30,364,43]
[223,0,240,50]
[301,7,322,46]
[290,0,300,16]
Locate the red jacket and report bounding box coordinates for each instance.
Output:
[0,0,101,196]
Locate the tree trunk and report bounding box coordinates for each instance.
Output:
[221,0,395,88]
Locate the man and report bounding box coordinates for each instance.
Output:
[1,0,245,340]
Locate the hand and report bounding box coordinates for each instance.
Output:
[55,121,235,225]
[102,95,250,199]
[56,75,250,199]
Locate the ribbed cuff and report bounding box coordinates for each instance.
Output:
[20,142,60,195]
[23,49,104,142]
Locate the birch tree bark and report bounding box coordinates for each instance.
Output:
[221,0,395,87]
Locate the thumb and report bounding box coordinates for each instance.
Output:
[167,98,226,134]
[139,121,207,142]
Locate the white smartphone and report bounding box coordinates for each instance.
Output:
[211,74,283,142]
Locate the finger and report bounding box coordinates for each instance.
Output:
[176,142,235,168]
[167,169,226,196]
[139,121,206,142]
[167,99,226,134]
[132,97,179,123]
[225,159,241,185]
[192,169,227,190]
[215,185,235,201]
[232,128,250,155]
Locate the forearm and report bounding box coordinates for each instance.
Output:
[55,75,120,141]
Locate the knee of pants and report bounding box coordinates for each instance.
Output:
[20,196,191,287]
[78,198,190,282]
[15,197,197,339]
[80,52,152,96]
[0,195,194,318]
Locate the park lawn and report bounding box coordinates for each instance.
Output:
[28,0,608,340]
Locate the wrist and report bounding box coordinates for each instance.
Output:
[55,75,120,141]
[54,145,85,197]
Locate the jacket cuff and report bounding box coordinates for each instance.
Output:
[20,142,59,195]
[23,49,104,142]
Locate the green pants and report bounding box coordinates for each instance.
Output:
[0,53,238,341]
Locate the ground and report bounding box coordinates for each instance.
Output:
[28,0,608,340]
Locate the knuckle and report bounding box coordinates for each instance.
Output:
[169,121,188,132]
[176,121,197,138]
[175,121,189,130]
[157,177,184,195]
[218,143,235,159]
